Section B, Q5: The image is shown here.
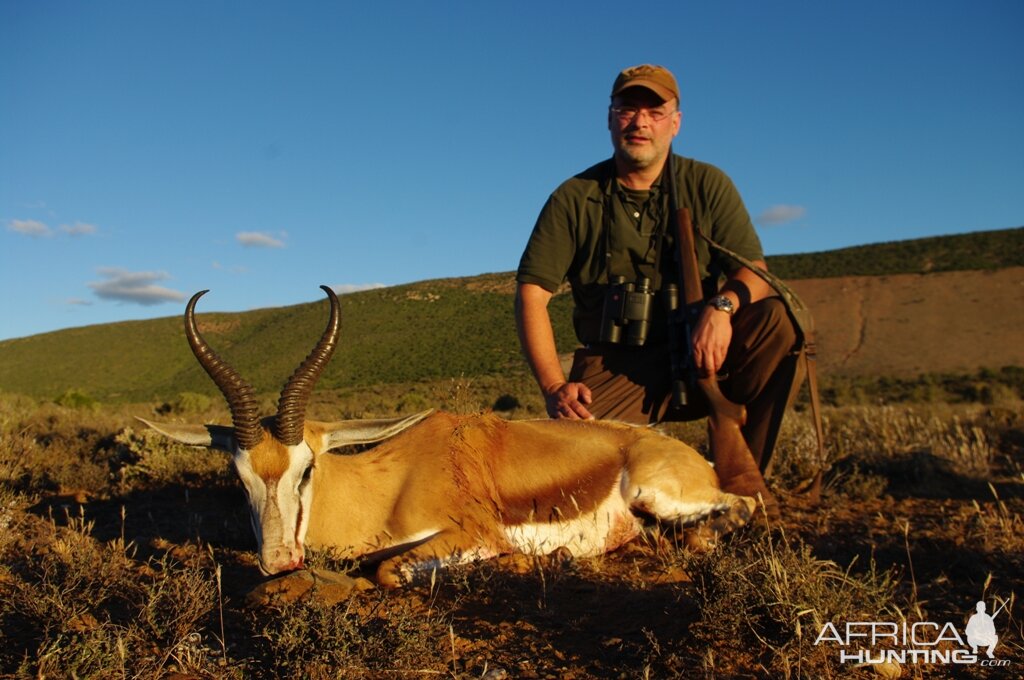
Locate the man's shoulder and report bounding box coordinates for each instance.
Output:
[573,158,617,182]
[549,158,615,203]
[674,155,731,184]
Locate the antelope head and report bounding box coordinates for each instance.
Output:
[141,285,429,575]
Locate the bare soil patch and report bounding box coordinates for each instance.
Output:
[790,267,1024,377]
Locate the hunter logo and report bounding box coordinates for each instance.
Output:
[966,601,1000,659]
[814,599,1011,668]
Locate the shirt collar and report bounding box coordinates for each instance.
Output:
[602,155,674,198]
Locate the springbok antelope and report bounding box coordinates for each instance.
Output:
[142,286,755,587]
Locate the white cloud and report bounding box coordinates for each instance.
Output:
[7,218,100,237]
[331,283,387,295]
[212,261,249,274]
[756,205,807,226]
[237,231,286,248]
[60,222,98,236]
[8,219,52,237]
[66,298,93,306]
[88,268,187,306]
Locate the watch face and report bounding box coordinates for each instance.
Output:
[712,296,734,313]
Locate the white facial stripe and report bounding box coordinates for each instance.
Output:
[233,450,267,547]
[273,443,315,549]
[233,442,316,557]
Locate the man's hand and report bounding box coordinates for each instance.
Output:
[689,260,773,376]
[543,381,594,420]
[517,283,596,420]
[691,306,733,376]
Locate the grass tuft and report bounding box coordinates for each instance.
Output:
[686,529,901,676]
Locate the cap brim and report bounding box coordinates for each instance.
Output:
[611,78,676,102]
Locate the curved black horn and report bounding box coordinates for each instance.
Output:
[184,290,264,450]
[273,285,341,446]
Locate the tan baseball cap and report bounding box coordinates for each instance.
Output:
[611,64,680,103]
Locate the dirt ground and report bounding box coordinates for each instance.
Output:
[788,267,1024,378]
[13,421,1021,680]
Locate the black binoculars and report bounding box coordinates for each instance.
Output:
[599,276,655,345]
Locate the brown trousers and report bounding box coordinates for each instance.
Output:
[568,298,803,472]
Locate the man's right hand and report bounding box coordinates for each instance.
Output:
[544,381,594,420]
[516,283,595,421]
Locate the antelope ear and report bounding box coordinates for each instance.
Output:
[136,416,237,453]
[317,410,434,451]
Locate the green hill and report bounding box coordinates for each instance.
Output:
[0,227,1020,402]
[765,226,1024,278]
[0,278,575,402]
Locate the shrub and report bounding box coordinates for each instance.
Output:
[172,391,214,414]
[112,426,233,492]
[0,402,114,495]
[54,388,99,410]
[0,511,220,678]
[492,394,521,412]
[395,390,431,414]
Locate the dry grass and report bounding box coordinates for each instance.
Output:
[0,391,1021,678]
[768,403,1011,499]
[0,508,220,677]
[685,529,900,678]
[248,590,455,679]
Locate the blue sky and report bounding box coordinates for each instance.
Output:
[2,1,1022,341]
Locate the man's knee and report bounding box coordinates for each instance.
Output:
[732,297,798,361]
[756,297,797,345]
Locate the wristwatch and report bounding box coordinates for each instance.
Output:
[707,295,736,316]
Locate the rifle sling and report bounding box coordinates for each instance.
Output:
[691,219,828,493]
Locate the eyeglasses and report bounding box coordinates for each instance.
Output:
[610,105,676,123]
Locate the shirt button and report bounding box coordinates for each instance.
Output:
[633,211,640,218]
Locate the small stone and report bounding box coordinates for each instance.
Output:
[245,568,361,607]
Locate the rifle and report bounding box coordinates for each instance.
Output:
[667,155,780,519]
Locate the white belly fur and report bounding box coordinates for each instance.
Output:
[502,475,641,558]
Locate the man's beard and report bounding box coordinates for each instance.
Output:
[615,138,663,169]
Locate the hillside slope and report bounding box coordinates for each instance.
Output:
[1,228,1021,401]
[790,267,1024,376]
[0,281,576,402]
[767,226,1024,279]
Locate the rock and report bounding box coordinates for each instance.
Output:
[682,525,719,552]
[245,568,371,607]
[650,565,690,585]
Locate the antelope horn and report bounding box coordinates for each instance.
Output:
[184,290,264,450]
[273,285,341,446]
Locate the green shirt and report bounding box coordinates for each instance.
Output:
[517,154,764,343]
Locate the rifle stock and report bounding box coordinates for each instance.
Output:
[672,205,779,520]
[673,205,746,418]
